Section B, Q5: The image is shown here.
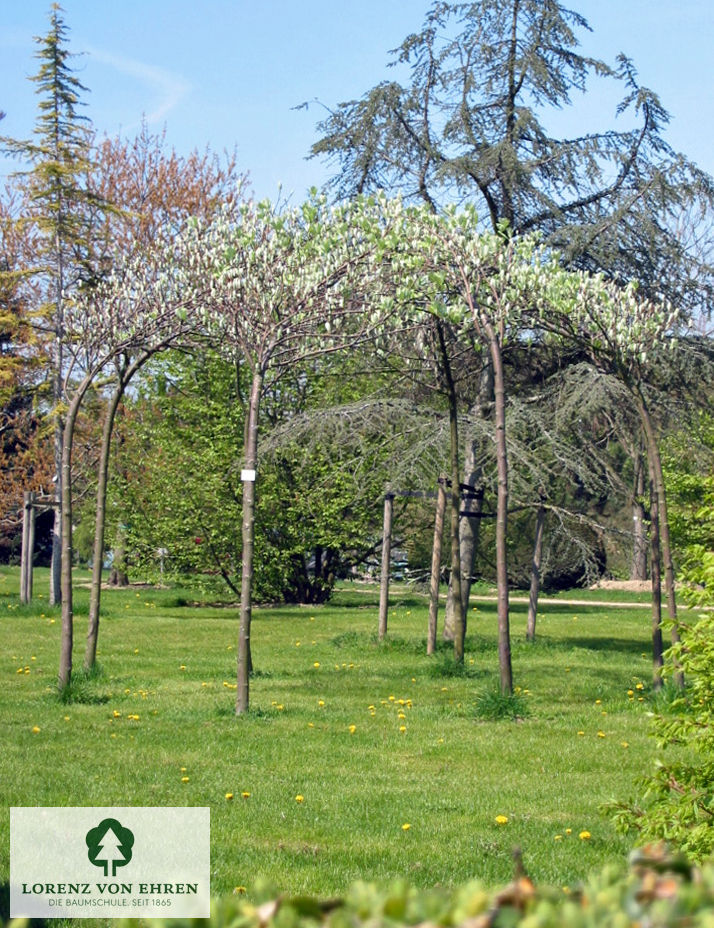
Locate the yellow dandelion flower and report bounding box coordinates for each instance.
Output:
[636,682,644,690]
[181,776,189,783]
[495,815,508,825]
[295,794,304,803]
[318,699,325,707]
[399,725,406,733]
[234,886,247,895]
[579,830,591,840]
[225,793,234,801]
[179,664,186,670]
[577,730,585,736]
[31,725,40,734]
[348,724,356,734]
[565,828,572,835]
[595,699,602,705]
[242,791,251,799]
[401,823,411,831]
[627,689,634,696]
[554,834,563,841]
[308,722,314,728]
[621,741,629,748]
[597,731,606,738]
[313,662,320,669]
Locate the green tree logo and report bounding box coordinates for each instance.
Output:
[86,818,134,876]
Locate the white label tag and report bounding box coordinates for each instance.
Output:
[241,469,256,482]
[11,807,210,918]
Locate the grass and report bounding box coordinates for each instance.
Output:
[0,566,665,909]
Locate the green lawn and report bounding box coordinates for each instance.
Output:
[1,567,663,904]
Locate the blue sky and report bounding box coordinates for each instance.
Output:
[1,0,712,202]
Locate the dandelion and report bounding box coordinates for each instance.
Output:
[401,823,411,831]
[597,731,606,738]
[181,777,189,783]
[295,794,304,803]
[225,793,234,801]
[636,682,644,690]
[349,724,356,734]
[308,722,314,728]
[313,662,320,669]
[577,730,585,736]
[627,689,634,696]
[495,815,509,825]
[234,887,247,895]
[595,699,602,705]
[318,699,325,707]
[579,831,591,841]
[621,741,629,748]
[179,665,186,670]
[31,725,40,734]
[565,828,572,835]
[399,725,406,733]
[242,791,251,799]
[554,834,563,841]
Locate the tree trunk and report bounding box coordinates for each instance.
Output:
[427,477,447,654]
[84,379,127,670]
[647,460,664,688]
[631,452,648,581]
[436,321,464,661]
[634,389,682,683]
[20,492,32,604]
[444,363,492,636]
[236,369,263,715]
[526,504,547,642]
[378,493,394,640]
[50,234,64,607]
[58,379,93,691]
[486,324,513,694]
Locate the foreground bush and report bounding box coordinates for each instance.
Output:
[18,845,701,928]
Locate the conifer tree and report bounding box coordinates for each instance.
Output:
[1,4,100,603]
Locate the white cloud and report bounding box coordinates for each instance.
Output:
[84,44,191,127]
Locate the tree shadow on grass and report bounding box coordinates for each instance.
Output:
[518,634,648,656]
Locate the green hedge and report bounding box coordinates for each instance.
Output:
[11,845,707,928]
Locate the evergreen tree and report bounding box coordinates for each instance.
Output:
[310,0,713,310]
[1,3,101,603]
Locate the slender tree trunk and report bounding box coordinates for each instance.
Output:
[635,390,682,685]
[486,325,512,694]
[58,378,93,691]
[427,477,447,655]
[436,321,464,661]
[236,369,263,715]
[20,492,32,604]
[50,234,64,606]
[631,452,648,581]
[526,505,547,642]
[84,379,127,670]
[648,460,664,688]
[445,360,492,635]
[378,493,394,640]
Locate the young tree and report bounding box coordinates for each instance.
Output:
[82,126,245,670]
[57,235,196,691]
[1,4,103,604]
[183,194,402,714]
[535,270,683,686]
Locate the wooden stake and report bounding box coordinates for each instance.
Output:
[378,493,394,640]
[427,478,447,654]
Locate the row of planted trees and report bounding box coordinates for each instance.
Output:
[56,192,684,713]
